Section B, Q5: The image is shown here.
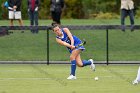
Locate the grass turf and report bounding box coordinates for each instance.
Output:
[0,64,139,93]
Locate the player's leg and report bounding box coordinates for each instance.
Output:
[133,66,140,84]
[76,54,95,71]
[67,49,81,80]
[76,54,90,67]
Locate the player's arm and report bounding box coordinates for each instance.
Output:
[8,7,13,10]
[56,38,74,49]
[63,28,74,46]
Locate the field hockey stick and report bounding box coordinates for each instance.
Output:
[75,39,86,48]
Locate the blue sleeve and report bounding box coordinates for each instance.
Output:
[4,1,9,8]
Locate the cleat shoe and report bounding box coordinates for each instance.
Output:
[89,59,96,71]
[132,80,139,85]
[67,75,76,80]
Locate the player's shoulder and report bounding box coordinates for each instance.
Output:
[63,27,69,31]
[62,28,70,33]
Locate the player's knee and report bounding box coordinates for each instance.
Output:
[77,63,83,67]
[70,55,76,61]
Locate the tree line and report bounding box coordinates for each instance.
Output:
[0,0,140,20]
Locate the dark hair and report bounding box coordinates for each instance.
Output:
[52,24,58,29]
[51,22,59,30]
[51,22,58,26]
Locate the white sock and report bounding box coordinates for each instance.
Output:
[136,66,140,81]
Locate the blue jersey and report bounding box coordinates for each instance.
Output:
[56,28,85,53]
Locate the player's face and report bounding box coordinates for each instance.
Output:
[53,26,62,36]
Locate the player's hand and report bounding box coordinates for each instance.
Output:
[70,45,75,50]
[13,6,17,9]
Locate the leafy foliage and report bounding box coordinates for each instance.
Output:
[0,0,140,19]
[63,0,84,19]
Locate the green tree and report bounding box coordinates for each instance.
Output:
[63,0,84,18]
[0,0,140,19]
[0,0,8,20]
[21,0,28,19]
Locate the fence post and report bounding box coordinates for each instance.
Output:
[47,28,49,65]
[106,29,109,65]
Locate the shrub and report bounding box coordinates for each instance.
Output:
[93,12,119,19]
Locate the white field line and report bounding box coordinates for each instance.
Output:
[0,76,121,81]
[0,61,140,63]
[0,78,52,80]
[0,69,136,73]
[0,70,30,72]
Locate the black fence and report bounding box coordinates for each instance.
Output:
[0,25,140,65]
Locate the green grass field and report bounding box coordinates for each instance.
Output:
[0,19,140,93]
[0,64,139,93]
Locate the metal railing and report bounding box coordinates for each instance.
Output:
[0,25,140,65]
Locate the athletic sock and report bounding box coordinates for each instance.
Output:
[70,60,76,76]
[136,66,140,81]
[82,60,91,67]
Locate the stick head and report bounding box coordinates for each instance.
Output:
[82,39,86,45]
